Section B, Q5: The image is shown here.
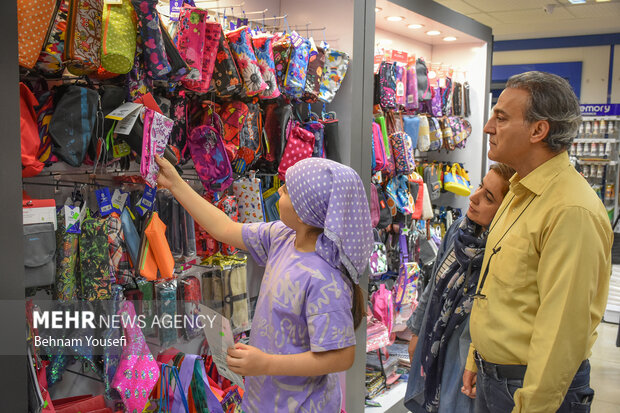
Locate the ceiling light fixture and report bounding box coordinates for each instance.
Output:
[595,0,611,2]
[375,7,382,12]
[567,0,586,4]
[408,23,424,29]
[426,30,441,36]
[443,36,457,42]
[386,16,404,22]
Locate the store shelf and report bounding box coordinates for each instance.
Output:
[365,381,408,413]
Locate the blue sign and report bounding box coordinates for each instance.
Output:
[580,104,620,116]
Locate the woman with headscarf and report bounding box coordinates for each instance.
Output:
[156,156,373,412]
[404,163,515,413]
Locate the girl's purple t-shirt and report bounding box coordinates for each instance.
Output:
[241,221,356,412]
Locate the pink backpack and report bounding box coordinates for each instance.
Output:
[278,123,315,181]
[372,121,386,173]
[371,284,394,336]
[370,184,380,227]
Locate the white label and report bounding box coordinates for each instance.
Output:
[114,107,142,135]
[106,102,143,121]
[23,207,57,231]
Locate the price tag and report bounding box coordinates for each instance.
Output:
[96,188,113,217]
[64,205,81,234]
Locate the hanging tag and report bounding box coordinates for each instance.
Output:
[113,139,131,158]
[289,31,303,48]
[309,37,318,57]
[170,0,182,21]
[137,185,157,216]
[111,189,128,214]
[64,205,81,234]
[96,187,113,217]
[77,196,88,224]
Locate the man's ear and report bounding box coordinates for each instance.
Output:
[530,120,550,144]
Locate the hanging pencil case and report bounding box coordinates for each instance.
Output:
[283,34,311,99]
[35,0,69,76]
[64,0,103,75]
[182,17,221,93]
[272,34,292,90]
[175,5,207,81]
[210,26,243,97]
[17,0,58,69]
[131,0,170,78]
[226,26,268,96]
[318,48,350,103]
[252,34,281,99]
[101,0,136,74]
[302,46,326,103]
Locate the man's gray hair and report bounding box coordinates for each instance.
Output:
[506,71,582,152]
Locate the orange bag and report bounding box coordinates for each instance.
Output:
[138,217,158,281]
[145,212,175,278]
[17,0,58,68]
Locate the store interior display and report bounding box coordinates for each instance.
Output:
[19,0,356,411]
[365,0,491,410]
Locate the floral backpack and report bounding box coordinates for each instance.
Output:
[272,34,292,89]
[210,26,243,98]
[226,26,268,97]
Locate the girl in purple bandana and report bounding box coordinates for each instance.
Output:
[156,156,373,412]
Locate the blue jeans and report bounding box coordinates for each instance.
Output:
[474,360,594,413]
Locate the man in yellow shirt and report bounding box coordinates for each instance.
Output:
[460,71,612,413]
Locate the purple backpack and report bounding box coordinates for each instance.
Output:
[372,121,386,172]
[431,86,443,117]
[187,110,233,194]
[405,65,418,111]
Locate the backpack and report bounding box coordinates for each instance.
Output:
[217,100,249,161]
[431,86,443,117]
[417,115,431,152]
[210,26,243,98]
[272,34,292,90]
[424,164,441,201]
[440,117,456,150]
[394,64,407,106]
[389,131,416,175]
[283,36,311,99]
[226,26,268,97]
[232,100,263,174]
[180,14,221,92]
[35,90,58,166]
[405,64,418,111]
[35,0,69,76]
[49,85,99,167]
[317,48,350,104]
[187,109,234,194]
[278,123,315,181]
[374,115,395,177]
[18,0,58,69]
[374,183,393,229]
[371,284,394,336]
[302,46,326,103]
[402,115,420,150]
[416,57,431,102]
[259,101,284,167]
[428,117,443,151]
[20,83,45,177]
[377,62,396,109]
[371,121,386,173]
[252,34,281,99]
[369,229,388,277]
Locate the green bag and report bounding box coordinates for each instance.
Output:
[80,217,111,300]
[101,0,137,74]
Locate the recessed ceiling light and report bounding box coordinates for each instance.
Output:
[443,36,457,42]
[426,30,441,36]
[375,7,382,12]
[386,16,404,22]
[408,24,424,29]
[567,0,586,4]
[595,0,611,2]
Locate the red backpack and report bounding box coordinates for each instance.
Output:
[20,83,44,177]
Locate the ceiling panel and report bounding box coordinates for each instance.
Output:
[491,7,575,24]
[432,0,483,15]
[438,0,556,13]
[562,3,620,18]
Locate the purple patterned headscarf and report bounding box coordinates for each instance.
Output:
[285,158,373,283]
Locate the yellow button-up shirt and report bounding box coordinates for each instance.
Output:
[466,151,612,413]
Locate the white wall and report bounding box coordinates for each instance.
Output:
[493,46,611,104]
[375,28,432,60]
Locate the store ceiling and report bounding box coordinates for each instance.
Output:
[375,0,485,45]
[434,0,620,40]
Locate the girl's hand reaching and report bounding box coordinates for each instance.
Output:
[227,343,272,376]
[155,156,182,191]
